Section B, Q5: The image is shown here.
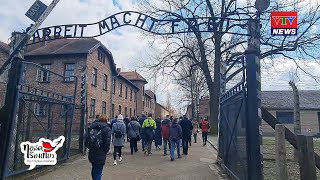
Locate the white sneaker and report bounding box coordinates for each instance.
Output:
[119,157,123,162]
[113,160,117,166]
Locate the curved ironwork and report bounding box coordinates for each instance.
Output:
[29,10,251,45]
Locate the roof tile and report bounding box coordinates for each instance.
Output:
[120,71,147,83]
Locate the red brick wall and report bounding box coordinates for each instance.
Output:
[131,80,145,116]
[86,48,113,122]
[112,76,137,118]
[24,54,87,135]
[144,95,155,117]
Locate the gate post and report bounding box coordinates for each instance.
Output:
[0,58,23,179]
[245,16,263,180]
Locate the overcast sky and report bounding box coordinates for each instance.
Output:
[0,0,319,114]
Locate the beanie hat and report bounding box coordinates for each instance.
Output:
[117,114,124,120]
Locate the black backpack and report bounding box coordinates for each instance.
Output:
[85,128,102,149]
[114,124,123,138]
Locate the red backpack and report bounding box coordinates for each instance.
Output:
[161,122,170,139]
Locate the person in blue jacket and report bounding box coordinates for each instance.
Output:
[154,117,162,150]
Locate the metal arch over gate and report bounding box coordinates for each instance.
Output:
[0,6,262,180]
[29,11,251,45]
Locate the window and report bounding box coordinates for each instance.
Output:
[103,74,108,90]
[134,92,136,102]
[118,105,122,115]
[134,109,136,116]
[34,103,47,116]
[119,83,122,97]
[90,99,96,117]
[125,87,128,99]
[92,68,97,86]
[102,101,107,114]
[64,63,75,82]
[98,50,106,64]
[111,104,115,118]
[125,107,127,116]
[113,79,116,94]
[130,108,132,117]
[276,112,294,124]
[130,89,132,101]
[36,64,51,82]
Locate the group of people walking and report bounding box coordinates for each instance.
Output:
[85,113,210,180]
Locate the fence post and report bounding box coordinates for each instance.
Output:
[275,124,288,180]
[297,135,317,180]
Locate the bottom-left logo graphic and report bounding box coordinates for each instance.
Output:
[20,136,65,170]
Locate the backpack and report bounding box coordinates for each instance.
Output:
[161,122,170,139]
[85,128,102,149]
[114,124,123,138]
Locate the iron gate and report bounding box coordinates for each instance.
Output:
[0,59,79,178]
[218,56,248,180]
[218,53,263,180]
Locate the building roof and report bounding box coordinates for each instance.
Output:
[261,90,320,110]
[145,90,156,100]
[119,71,148,84]
[0,41,9,53]
[118,74,139,90]
[26,38,101,56]
[156,102,170,111]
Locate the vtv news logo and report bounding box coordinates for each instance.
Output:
[271,11,298,36]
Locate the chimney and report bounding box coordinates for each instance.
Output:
[116,68,121,72]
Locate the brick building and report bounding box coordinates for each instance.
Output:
[155,102,171,119]
[0,38,159,124]
[144,90,156,116]
[119,71,148,115]
[186,96,210,120]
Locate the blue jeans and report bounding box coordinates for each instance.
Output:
[182,138,189,155]
[163,139,169,155]
[91,164,104,180]
[170,139,180,160]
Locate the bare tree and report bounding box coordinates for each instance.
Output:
[138,0,320,133]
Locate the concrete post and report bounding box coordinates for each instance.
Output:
[297,135,317,180]
[275,124,288,180]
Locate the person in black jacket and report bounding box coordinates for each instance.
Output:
[179,115,193,155]
[87,114,111,180]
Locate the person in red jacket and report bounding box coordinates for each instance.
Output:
[161,115,171,156]
[199,118,210,146]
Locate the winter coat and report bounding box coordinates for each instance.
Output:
[139,115,147,139]
[142,117,157,141]
[169,122,182,141]
[161,118,171,140]
[154,118,162,146]
[88,120,111,165]
[179,117,193,140]
[112,121,126,146]
[192,120,199,134]
[200,120,210,132]
[127,121,141,139]
[124,117,130,132]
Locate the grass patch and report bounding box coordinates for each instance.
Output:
[262,138,275,145]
